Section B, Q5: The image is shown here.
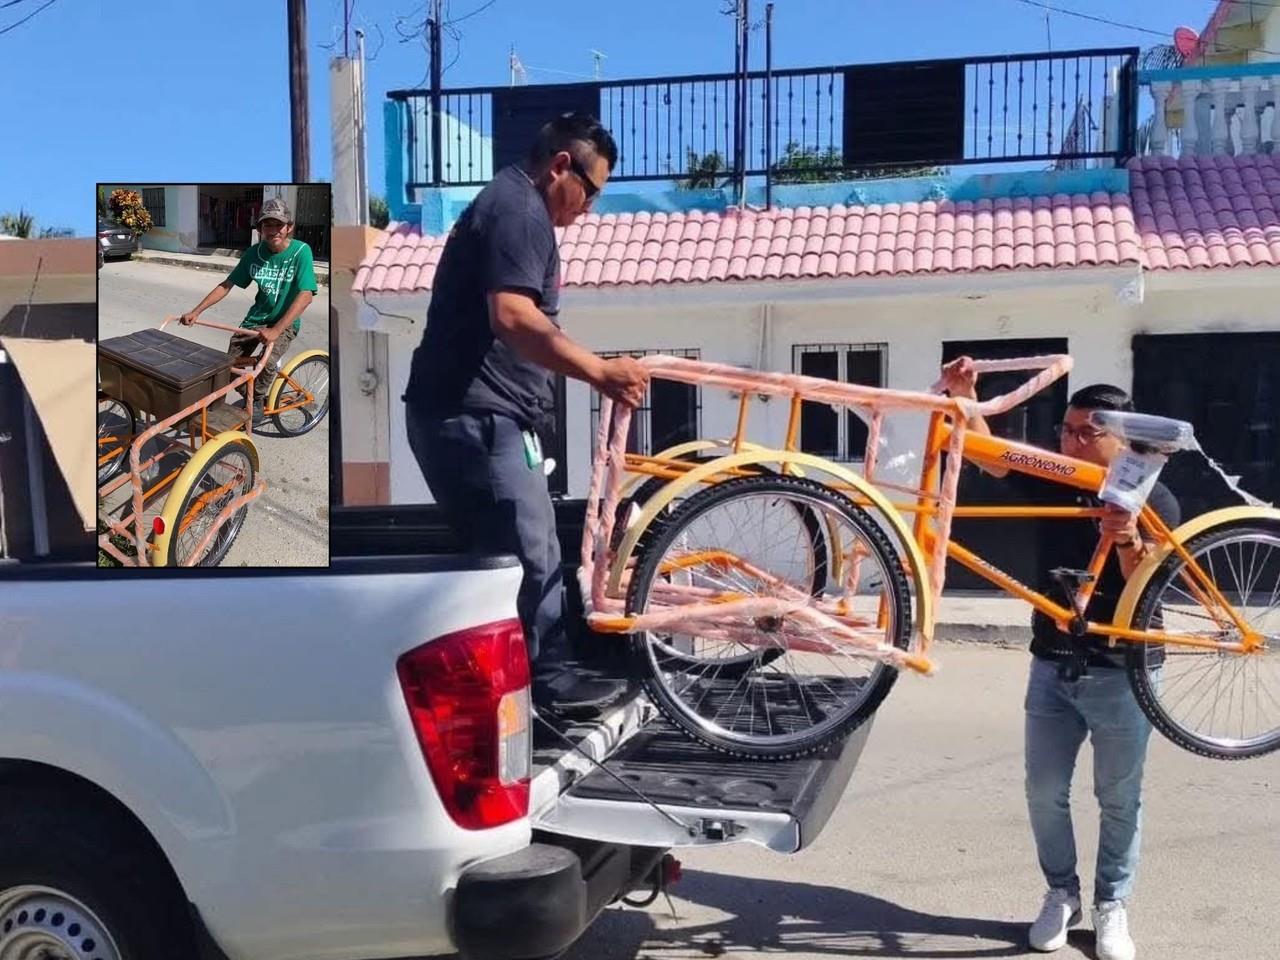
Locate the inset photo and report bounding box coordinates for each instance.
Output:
[96,183,332,568]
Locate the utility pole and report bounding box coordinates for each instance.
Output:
[343,0,350,58]
[288,0,311,182]
[428,0,443,185]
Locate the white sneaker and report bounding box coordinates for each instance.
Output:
[1028,887,1083,951]
[1093,900,1136,960]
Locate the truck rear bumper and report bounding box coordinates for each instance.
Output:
[452,836,663,960]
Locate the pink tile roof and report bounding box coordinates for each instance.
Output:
[1129,154,1280,270]
[354,154,1280,295]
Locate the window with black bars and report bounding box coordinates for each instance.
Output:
[792,343,888,461]
[141,188,166,227]
[589,348,701,457]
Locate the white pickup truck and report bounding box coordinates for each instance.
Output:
[0,505,875,960]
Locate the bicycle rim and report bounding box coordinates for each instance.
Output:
[1130,526,1280,758]
[272,357,330,436]
[629,477,909,756]
[169,444,255,567]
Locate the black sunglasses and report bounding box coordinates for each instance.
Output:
[567,154,601,200]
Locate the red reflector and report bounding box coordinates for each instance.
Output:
[663,854,683,885]
[397,619,531,830]
[152,517,166,536]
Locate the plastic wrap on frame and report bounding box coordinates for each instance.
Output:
[580,353,1075,668]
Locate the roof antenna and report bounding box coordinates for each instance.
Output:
[590,49,607,79]
[509,45,527,86]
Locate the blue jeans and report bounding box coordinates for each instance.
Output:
[1024,655,1156,904]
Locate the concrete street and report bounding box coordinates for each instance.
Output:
[97,258,329,567]
[567,642,1280,960]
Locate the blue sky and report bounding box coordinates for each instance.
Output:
[0,0,1225,236]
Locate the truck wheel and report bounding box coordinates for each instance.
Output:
[0,788,195,959]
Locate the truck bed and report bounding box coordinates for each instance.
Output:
[334,505,875,856]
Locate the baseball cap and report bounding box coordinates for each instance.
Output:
[255,197,293,225]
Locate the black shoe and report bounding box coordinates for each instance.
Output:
[532,673,627,719]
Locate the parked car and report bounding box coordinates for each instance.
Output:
[97,219,137,260]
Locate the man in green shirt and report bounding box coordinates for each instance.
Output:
[179,197,318,425]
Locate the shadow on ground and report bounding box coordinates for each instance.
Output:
[565,870,1100,959]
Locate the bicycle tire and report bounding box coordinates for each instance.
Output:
[627,474,912,760]
[1127,521,1280,760]
[97,394,136,486]
[269,354,331,437]
[166,439,256,567]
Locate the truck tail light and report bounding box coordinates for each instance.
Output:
[397,619,531,830]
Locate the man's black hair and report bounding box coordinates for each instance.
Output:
[1068,383,1134,413]
[527,112,618,172]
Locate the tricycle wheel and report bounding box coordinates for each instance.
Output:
[165,438,257,567]
[269,352,330,437]
[97,394,136,486]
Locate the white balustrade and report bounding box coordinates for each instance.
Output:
[1143,69,1280,157]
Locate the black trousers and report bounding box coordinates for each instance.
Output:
[406,406,567,678]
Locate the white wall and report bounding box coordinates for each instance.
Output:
[379,269,1280,505]
[387,324,431,504]
[1261,12,1280,64]
[135,186,199,253]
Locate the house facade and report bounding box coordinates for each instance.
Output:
[332,48,1280,587]
[102,184,333,260]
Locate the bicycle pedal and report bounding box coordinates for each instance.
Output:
[1049,567,1095,586]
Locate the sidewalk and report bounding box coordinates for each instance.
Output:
[934,592,1031,644]
[133,248,330,286]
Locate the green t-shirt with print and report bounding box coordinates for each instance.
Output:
[226,238,318,333]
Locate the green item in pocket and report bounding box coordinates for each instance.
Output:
[521,429,544,469]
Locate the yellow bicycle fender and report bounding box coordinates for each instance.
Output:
[1113,505,1280,628]
[608,448,935,644]
[266,348,330,412]
[151,431,261,567]
[618,438,771,500]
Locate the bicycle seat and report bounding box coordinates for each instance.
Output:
[1090,410,1197,455]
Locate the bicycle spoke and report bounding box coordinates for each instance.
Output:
[635,483,904,752]
[1139,531,1280,754]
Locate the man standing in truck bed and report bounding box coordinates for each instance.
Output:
[402,113,648,718]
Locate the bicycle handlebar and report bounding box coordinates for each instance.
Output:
[160,314,245,336]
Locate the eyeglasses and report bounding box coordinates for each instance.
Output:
[567,154,601,200]
[1055,423,1109,444]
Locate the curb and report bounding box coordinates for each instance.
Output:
[934,622,1032,646]
[132,252,331,287]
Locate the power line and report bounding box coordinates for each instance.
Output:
[1013,0,1188,40]
[446,0,497,25]
[0,0,60,36]
[522,64,597,80]
[1011,0,1280,57]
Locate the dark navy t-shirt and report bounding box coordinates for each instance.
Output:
[403,165,560,440]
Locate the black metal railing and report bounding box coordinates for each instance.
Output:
[388,46,1138,200]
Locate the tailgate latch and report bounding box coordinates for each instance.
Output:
[699,818,744,842]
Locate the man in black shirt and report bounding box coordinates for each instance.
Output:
[403,113,648,717]
[940,358,1180,960]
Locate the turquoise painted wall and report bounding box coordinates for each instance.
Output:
[405,167,1130,236]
